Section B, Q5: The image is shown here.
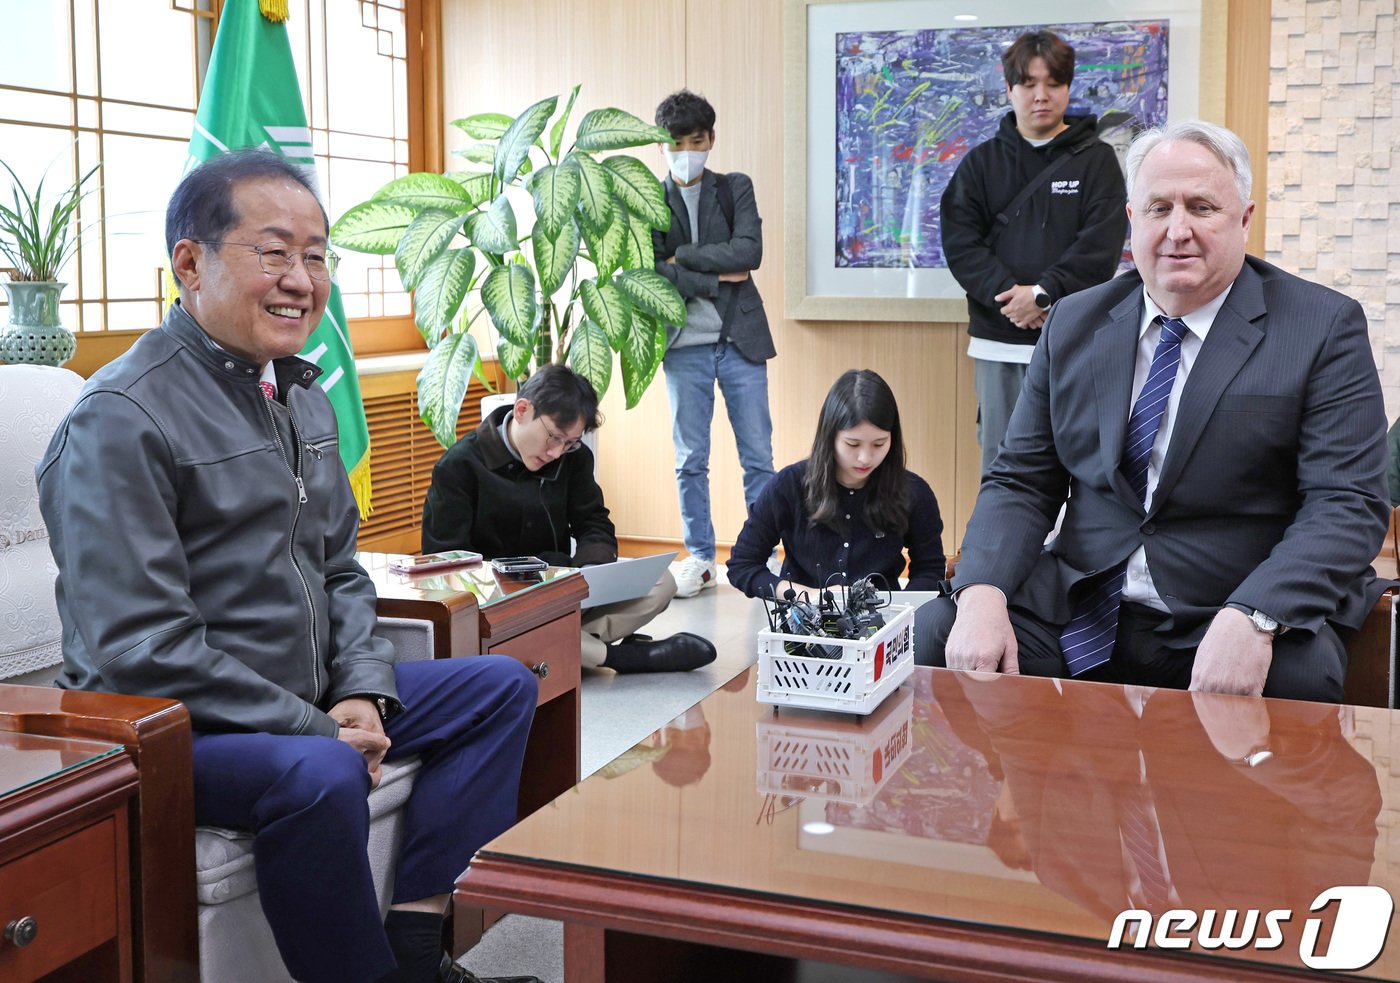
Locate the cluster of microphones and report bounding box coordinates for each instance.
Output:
[763,575,891,659]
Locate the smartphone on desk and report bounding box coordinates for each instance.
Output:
[490,555,549,574]
[389,550,483,574]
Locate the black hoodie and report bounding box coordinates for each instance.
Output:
[940,112,1127,347]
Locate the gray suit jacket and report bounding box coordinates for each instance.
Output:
[652,170,775,363]
[953,256,1389,641]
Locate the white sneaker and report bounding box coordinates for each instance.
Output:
[674,555,718,598]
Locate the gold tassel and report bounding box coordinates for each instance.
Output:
[259,0,290,24]
[347,453,373,521]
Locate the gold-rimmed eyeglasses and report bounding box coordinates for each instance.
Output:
[193,240,339,281]
[539,415,585,453]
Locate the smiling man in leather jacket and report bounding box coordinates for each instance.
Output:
[422,365,715,674]
[38,150,539,983]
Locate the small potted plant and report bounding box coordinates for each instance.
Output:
[332,87,685,447]
[0,158,100,367]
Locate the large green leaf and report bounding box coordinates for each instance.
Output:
[444,172,495,208]
[619,314,665,410]
[330,200,415,254]
[567,318,612,398]
[396,209,465,290]
[418,331,479,448]
[496,96,558,184]
[372,173,474,212]
[532,218,580,297]
[529,163,581,240]
[602,156,669,229]
[496,337,533,380]
[569,152,614,233]
[581,211,625,280]
[481,263,538,348]
[579,278,632,346]
[575,108,672,151]
[619,207,656,272]
[451,112,513,140]
[615,268,686,325]
[413,247,476,344]
[454,143,497,166]
[463,194,518,254]
[549,84,581,159]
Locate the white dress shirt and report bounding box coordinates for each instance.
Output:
[1121,286,1233,610]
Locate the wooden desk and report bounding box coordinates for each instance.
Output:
[0,686,196,983]
[360,553,589,817]
[458,667,1400,982]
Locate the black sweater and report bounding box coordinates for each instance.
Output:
[420,406,616,566]
[940,112,1127,346]
[726,462,946,599]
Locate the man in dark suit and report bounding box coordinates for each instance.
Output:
[652,89,777,598]
[924,120,1389,702]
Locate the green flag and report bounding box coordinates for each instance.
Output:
[183,0,373,516]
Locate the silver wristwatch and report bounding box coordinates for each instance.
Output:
[1225,602,1287,636]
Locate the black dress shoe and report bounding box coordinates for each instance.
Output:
[439,953,541,983]
[603,631,717,673]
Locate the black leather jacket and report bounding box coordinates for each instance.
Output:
[37,304,396,736]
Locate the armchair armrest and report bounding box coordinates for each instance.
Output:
[0,685,197,983]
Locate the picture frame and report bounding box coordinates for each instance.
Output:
[782,0,1228,322]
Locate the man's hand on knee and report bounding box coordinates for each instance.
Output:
[330,697,391,787]
[1189,607,1272,698]
[945,585,1020,675]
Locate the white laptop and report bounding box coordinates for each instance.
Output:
[579,551,680,609]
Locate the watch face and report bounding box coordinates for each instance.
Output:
[1034,290,1051,310]
[1251,610,1279,633]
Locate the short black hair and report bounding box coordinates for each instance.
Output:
[165,148,328,257]
[1002,31,1076,88]
[517,364,602,432]
[655,89,716,140]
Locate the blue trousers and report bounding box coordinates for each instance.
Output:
[192,656,537,983]
[662,341,775,560]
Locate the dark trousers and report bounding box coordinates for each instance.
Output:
[918,596,1347,702]
[192,656,537,983]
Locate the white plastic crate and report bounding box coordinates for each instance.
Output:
[756,602,915,714]
[755,685,914,807]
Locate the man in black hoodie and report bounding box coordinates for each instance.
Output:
[941,30,1127,474]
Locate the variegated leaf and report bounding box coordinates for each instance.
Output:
[418,331,478,448]
[532,219,580,298]
[464,194,518,254]
[451,112,513,140]
[620,207,656,272]
[569,152,614,233]
[549,84,581,159]
[372,173,474,212]
[575,108,672,151]
[579,278,632,346]
[395,209,465,290]
[602,155,669,229]
[615,268,686,325]
[330,200,415,255]
[496,96,557,184]
[581,210,626,281]
[443,172,495,208]
[413,247,476,344]
[530,163,581,240]
[566,318,612,397]
[620,314,664,410]
[481,263,538,348]
[496,337,532,380]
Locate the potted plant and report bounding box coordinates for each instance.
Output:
[331,87,686,447]
[0,158,100,367]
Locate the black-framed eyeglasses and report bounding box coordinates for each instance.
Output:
[193,239,339,281]
[539,415,584,453]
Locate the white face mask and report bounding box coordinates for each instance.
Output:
[664,148,709,185]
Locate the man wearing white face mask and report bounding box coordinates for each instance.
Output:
[653,89,777,598]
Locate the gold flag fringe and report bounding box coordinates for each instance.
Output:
[259,0,290,24]
[347,452,373,521]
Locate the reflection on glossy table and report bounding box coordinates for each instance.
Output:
[457,667,1400,982]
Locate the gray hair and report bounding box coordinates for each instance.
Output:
[1124,120,1252,205]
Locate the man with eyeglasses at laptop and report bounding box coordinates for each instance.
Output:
[423,364,716,674]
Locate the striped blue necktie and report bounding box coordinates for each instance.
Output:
[1060,316,1190,676]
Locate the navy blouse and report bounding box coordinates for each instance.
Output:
[726,461,946,600]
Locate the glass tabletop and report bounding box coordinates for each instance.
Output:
[479,666,1400,977]
[0,732,125,800]
[357,551,578,607]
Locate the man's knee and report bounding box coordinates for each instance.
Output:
[1262,625,1347,702]
[914,598,957,667]
[268,738,372,821]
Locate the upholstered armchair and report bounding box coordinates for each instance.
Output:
[0,364,85,683]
